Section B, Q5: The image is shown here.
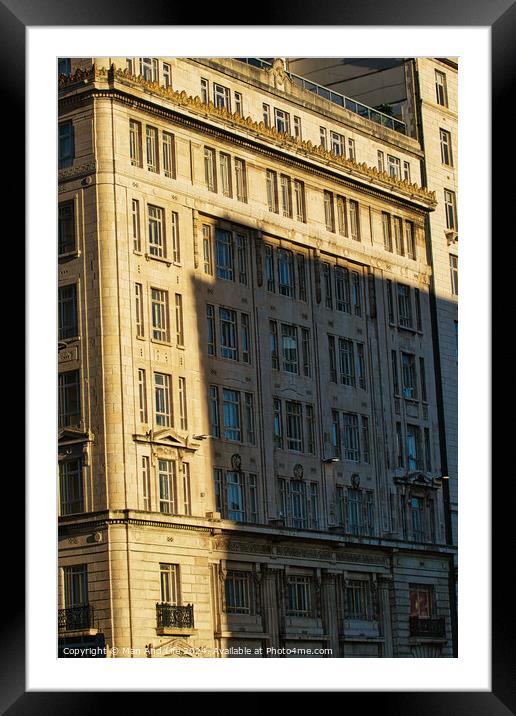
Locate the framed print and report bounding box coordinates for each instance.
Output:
[8,0,510,709]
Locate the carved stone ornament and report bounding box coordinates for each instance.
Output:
[231,453,242,471]
[293,463,304,479]
[351,473,361,489]
[268,58,290,91]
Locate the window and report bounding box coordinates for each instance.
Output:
[335,267,351,313]
[347,488,374,535]
[262,103,271,127]
[419,357,428,402]
[209,386,220,438]
[382,212,392,252]
[287,576,312,616]
[214,470,258,523]
[410,585,433,617]
[324,191,335,232]
[58,284,78,340]
[148,205,166,258]
[328,336,337,383]
[277,249,295,297]
[237,236,248,287]
[58,58,71,76]
[301,328,311,377]
[63,565,88,607]
[444,189,457,230]
[160,564,179,604]
[162,62,172,89]
[138,368,148,423]
[435,70,448,107]
[200,78,209,103]
[401,353,417,399]
[202,224,213,274]
[280,175,292,218]
[377,150,385,173]
[352,272,361,316]
[215,229,234,281]
[129,119,142,167]
[135,283,145,338]
[440,129,453,166]
[281,324,299,374]
[59,459,83,515]
[268,320,279,371]
[234,92,243,116]
[170,212,180,263]
[206,304,216,356]
[142,455,151,510]
[331,131,343,156]
[342,413,360,462]
[158,459,177,513]
[219,308,238,360]
[347,138,356,161]
[266,170,278,213]
[403,161,411,183]
[225,571,251,614]
[332,410,341,458]
[306,406,316,456]
[393,216,404,255]
[397,284,413,328]
[182,462,191,515]
[406,424,423,470]
[396,422,404,467]
[410,497,425,541]
[361,416,370,463]
[424,428,432,472]
[273,398,283,447]
[405,221,416,260]
[58,121,74,169]
[58,201,75,255]
[131,199,141,252]
[346,579,374,620]
[139,57,158,82]
[220,153,232,197]
[357,343,366,390]
[449,254,458,295]
[297,254,307,301]
[320,127,327,149]
[386,280,394,323]
[293,115,302,139]
[214,83,231,110]
[240,313,251,364]
[146,126,159,172]
[222,389,241,441]
[162,132,175,178]
[235,159,247,202]
[285,401,303,452]
[154,372,172,427]
[414,289,422,331]
[323,263,333,309]
[178,377,188,430]
[392,351,400,395]
[204,147,217,192]
[58,371,80,427]
[174,293,184,347]
[338,338,355,387]
[387,155,401,179]
[226,471,245,520]
[151,288,169,342]
[274,108,290,134]
[336,196,348,236]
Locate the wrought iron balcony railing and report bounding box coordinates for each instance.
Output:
[409,616,446,638]
[156,603,195,630]
[58,604,95,632]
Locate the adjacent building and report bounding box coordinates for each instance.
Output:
[57,56,457,658]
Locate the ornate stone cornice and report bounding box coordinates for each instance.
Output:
[58,161,96,183]
[58,66,437,208]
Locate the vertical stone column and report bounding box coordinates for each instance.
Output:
[378,575,394,657]
[321,571,339,657]
[260,565,281,653]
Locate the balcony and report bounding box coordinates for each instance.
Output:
[156,603,195,635]
[409,616,446,639]
[58,605,96,634]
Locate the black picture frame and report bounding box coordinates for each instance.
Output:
[11,0,510,710]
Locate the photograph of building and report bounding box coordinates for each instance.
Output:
[57,56,458,658]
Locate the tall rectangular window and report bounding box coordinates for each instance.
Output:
[223,389,241,441]
[236,233,248,285]
[361,416,370,463]
[396,422,404,467]
[139,57,158,82]
[449,255,458,295]
[406,424,423,470]
[297,254,307,301]
[405,221,416,260]
[338,338,355,387]
[209,386,220,438]
[403,161,411,182]
[349,200,360,241]
[280,175,292,218]
[357,343,366,389]
[202,224,213,275]
[382,212,392,252]
[129,119,142,167]
[414,288,422,331]
[391,350,400,395]
[270,320,279,371]
[58,371,81,427]
[171,212,180,263]
[151,288,169,342]
[132,199,141,252]
[200,78,209,104]
[214,83,231,110]
[240,313,251,364]
[419,357,428,402]
[63,564,88,607]
[138,368,148,423]
[305,405,315,454]
[146,126,159,172]
[332,411,341,458]
[401,352,417,399]
[219,308,238,360]
[175,294,184,346]
[444,189,457,230]
[335,267,351,313]
[59,459,84,515]
[328,335,337,383]
[377,150,385,173]
[235,158,247,202]
[281,324,299,374]
[337,196,348,236]
[162,62,172,89]
[324,191,335,232]
[262,103,271,127]
[215,229,234,281]
[142,456,151,510]
[158,460,176,514]
[265,245,275,292]
[301,328,311,377]
[285,401,303,452]
[148,205,166,257]
[182,463,191,515]
[160,564,179,604]
[244,393,255,444]
[178,377,188,430]
[58,201,75,255]
[225,571,251,614]
[287,576,311,616]
[424,428,432,472]
[206,304,216,356]
[220,153,232,198]
[347,138,356,161]
[274,108,290,134]
[386,280,394,323]
[162,132,175,178]
[154,372,172,427]
[397,284,413,328]
[135,283,145,338]
[331,131,343,155]
[266,170,278,213]
[277,249,295,297]
[323,263,333,309]
[440,129,453,166]
[58,121,74,169]
[204,147,217,192]
[435,70,448,106]
[346,579,373,619]
[387,155,401,179]
[234,92,243,116]
[320,127,327,149]
[352,272,361,316]
[342,413,360,462]
[393,216,404,255]
[273,398,283,447]
[226,471,245,520]
[58,284,78,340]
[293,115,302,139]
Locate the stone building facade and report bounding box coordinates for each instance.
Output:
[57,57,457,658]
